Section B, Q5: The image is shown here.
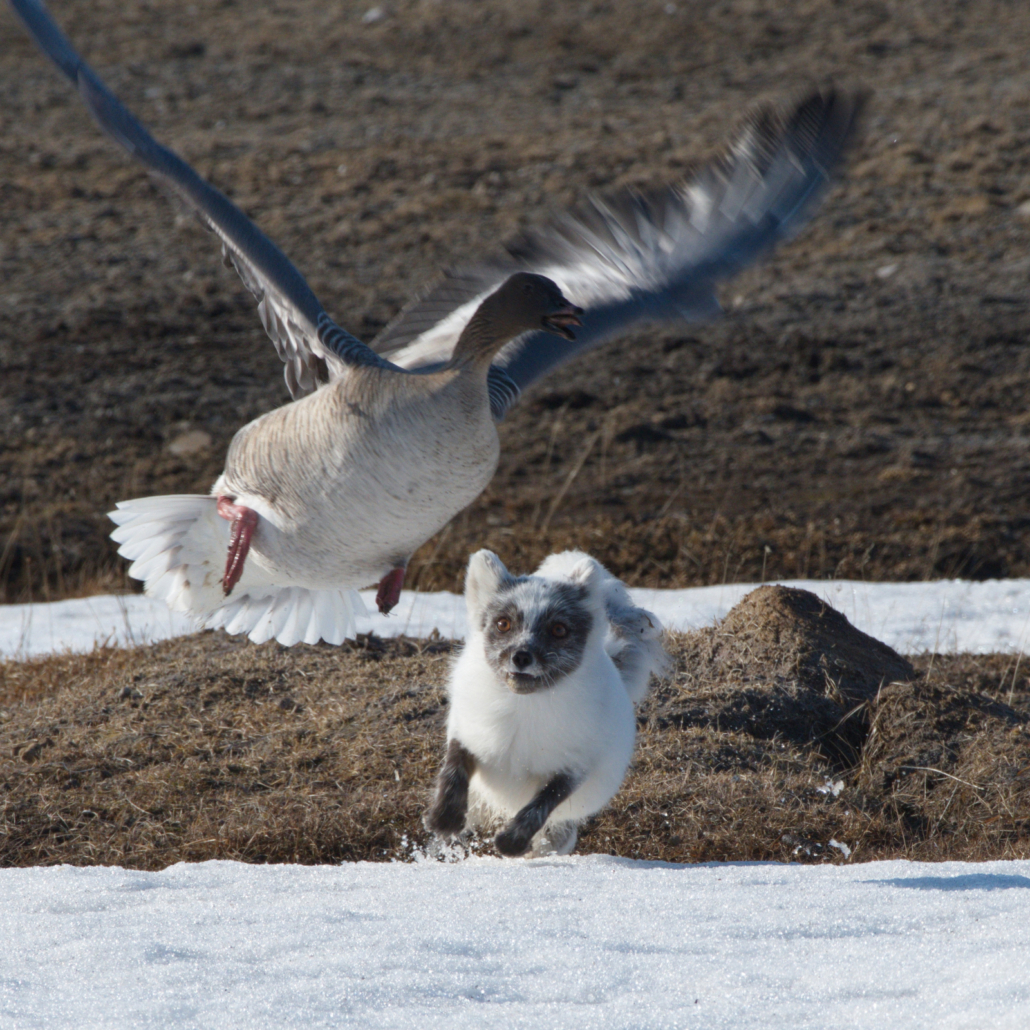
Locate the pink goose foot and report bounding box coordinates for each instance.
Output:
[216,496,258,595]
[375,566,406,615]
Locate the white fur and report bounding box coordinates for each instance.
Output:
[445,549,641,855]
[535,549,670,704]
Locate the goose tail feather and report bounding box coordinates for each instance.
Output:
[109,495,366,646]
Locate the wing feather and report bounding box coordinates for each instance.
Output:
[375,86,865,419]
[10,0,386,398]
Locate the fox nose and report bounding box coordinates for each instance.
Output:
[512,649,534,670]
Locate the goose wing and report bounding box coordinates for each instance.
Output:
[10,0,388,399]
[373,86,865,420]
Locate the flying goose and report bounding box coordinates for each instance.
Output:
[11,0,864,646]
[113,272,580,645]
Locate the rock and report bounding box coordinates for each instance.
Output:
[166,429,212,457]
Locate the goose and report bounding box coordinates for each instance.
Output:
[112,271,580,644]
[11,0,865,646]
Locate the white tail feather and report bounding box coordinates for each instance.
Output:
[109,495,366,646]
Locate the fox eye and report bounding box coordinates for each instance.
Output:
[550,621,568,639]
[495,616,512,633]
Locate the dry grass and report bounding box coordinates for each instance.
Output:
[1,587,1028,868]
[0,634,454,867]
[603,590,1030,864]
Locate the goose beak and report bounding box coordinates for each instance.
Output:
[541,303,584,341]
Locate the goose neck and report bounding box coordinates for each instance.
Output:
[449,308,510,370]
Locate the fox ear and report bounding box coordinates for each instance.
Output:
[465,550,513,621]
[565,555,603,597]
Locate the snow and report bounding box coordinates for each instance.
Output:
[4,578,1030,660]
[1,856,1028,1029]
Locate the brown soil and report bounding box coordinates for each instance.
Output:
[3,1,1030,602]
[2,586,1028,868]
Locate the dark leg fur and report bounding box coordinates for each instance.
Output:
[495,772,577,857]
[424,739,476,836]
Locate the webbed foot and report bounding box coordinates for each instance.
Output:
[375,566,406,614]
[216,496,258,596]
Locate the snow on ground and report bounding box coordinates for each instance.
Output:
[3,578,1030,660]
[1,856,1028,1029]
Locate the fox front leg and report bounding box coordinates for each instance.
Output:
[424,739,476,836]
[495,772,577,857]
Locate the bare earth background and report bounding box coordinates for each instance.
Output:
[1,0,1030,866]
[3,0,1030,601]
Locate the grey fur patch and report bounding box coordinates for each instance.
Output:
[424,739,476,837]
[480,578,593,692]
[494,771,577,857]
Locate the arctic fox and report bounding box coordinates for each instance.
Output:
[424,549,668,857]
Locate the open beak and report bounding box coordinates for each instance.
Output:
[541,302,584,341]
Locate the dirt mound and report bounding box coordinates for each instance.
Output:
[1,589,1028,867]
[858,679,1030,848]
[718,586,915,705]
[655,586,914,766]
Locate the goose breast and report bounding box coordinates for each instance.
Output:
[216,368,500,589]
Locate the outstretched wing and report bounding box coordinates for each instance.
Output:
[10,0,388,398]
[374,86,865,419]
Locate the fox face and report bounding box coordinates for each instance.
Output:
[463,549,605,694]
[478,578,594,693]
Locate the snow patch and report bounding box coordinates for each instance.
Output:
[1,857,1028,1029]
[4,578,1030,660]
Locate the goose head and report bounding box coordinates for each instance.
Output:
[452,272,583,366]
[491,272,584,341]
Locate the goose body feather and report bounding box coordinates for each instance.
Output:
[214,364,499,591]
[108,362,500,645]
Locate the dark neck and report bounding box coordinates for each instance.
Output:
[449,303,516,370]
